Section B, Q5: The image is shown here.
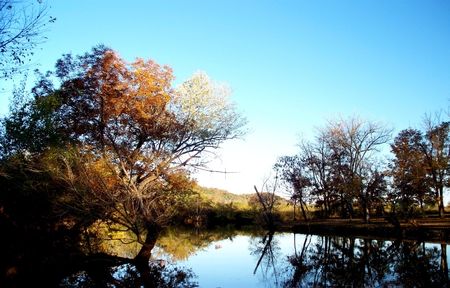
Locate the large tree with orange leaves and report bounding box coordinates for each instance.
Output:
[2,45,247,266]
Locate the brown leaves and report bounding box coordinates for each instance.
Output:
[26,45,248,238]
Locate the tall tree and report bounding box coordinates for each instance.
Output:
[0,0,56,80]
[389,128,431,215]
[3,45,248,268]
[298,136,337,218]
[319,115,392,222]
[422,120,450,219]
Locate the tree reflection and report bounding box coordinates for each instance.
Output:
[56,228,450,288]
[281,235,450,288]
[56,225,215,288]
[392,241,449,287]
[283,234,312,287]
[59,262,197,288]
[250,232,283,287]
[55,225,270,287]
[152,227,213,262]
[153,225,259,263]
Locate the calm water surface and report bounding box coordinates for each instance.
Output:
[150,228,450,288]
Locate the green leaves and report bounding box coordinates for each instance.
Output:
[1,91,65,158]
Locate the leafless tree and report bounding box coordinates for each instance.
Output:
[254,172,280,230]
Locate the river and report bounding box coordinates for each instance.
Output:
[145,226,450,287]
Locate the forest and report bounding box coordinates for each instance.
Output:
[0,45,448,286]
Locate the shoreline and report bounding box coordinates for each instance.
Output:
[275,217,450,243]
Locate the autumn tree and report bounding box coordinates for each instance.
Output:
[277,115,392,221]
[389,115,449,219]
[422,119,450,219]
[2,45,248,276]
[320,115,392,223]
[0,0,56,80]
[389,128,432,215]
[273,138,389,223]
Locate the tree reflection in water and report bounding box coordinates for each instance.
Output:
[277,235,450,288]
[58,225,262,287]
[60,262,197,288]
[57,225,225,288]
[56,227,449,287]
[250,232,281,286]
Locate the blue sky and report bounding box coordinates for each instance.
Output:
[1,0,449,194]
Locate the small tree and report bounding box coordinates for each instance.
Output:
[254,172,280,230]
[274,155,312,222]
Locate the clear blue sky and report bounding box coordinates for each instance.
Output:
[1,0,449,194]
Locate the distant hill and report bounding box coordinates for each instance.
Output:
[194,186,288,206]
[194,186,251,204]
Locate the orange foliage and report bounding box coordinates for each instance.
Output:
[53,46,196,228]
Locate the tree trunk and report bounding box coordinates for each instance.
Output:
[347,201,354,220]
[293,200,297,220]
[439,188,445,219]
[341,196,347,218]
[299,200,308,224]
[325,196,330,218]
[254,185,275,231]
[362,195,370,224]
[135,222,161,264]
[134,222,162,288]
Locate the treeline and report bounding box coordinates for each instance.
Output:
[274,114,450,223]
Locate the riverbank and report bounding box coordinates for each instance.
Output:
[276,217,450,243]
